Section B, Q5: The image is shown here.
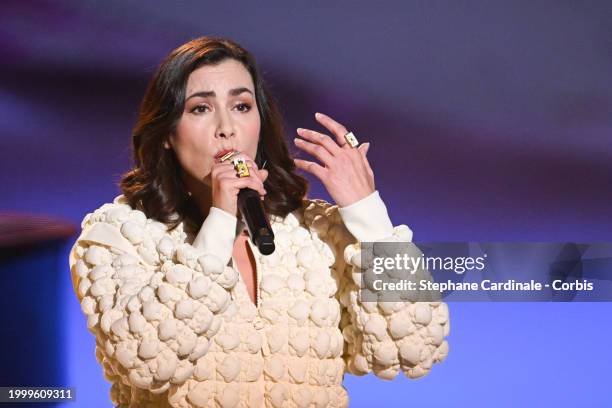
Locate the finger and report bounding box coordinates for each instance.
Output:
[242,161,264,182]
[258,169,269,182]
[211,161,237,178]
[293,137,335,167]
[296,127,342,156]
[358,143,374,177]
[216,164,261,182]
[240,176,267,195]
[293,158,326,181]
[228,151,255,162]
[225,175,267,195]
[219,154,264,181]
[218,151,258,169]
[214,161,243,175]
[314,112,351,148]
[358,142,370,160]
[223,153,259,171]
[213,157,237,167]
[360,142,370,155]
[217,164,266,193]
[238,155,259,170]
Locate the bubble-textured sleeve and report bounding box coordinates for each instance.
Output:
[303,191,450,381]
[68,200,239,405]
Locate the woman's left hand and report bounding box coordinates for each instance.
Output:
[293,112,375,208]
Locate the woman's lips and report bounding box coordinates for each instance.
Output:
[214,149,236,160]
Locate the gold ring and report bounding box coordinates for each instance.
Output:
[343,131,359,148]
[231,157,250,178]
[219,150,239,163]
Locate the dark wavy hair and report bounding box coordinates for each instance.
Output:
[119,36,309,232]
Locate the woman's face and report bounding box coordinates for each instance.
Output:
[165,58,261,187]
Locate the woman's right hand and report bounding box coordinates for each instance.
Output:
[210,152,269,217]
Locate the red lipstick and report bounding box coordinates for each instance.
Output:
[215,149,236,160]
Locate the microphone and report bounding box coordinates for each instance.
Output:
[218,149,275,255]
[238,188,275,255]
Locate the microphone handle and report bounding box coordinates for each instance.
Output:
[237,188,275,255]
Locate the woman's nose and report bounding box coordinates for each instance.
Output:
[216,129,234,138]
[215,113,235,139]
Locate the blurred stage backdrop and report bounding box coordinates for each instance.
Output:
[1,1,611,407]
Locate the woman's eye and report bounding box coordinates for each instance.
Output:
[191,104,209,114]
[235,103,251,113]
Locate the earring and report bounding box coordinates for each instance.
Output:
[261,160,267,169]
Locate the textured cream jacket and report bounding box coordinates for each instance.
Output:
[69,190,450,408]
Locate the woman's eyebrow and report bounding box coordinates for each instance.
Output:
[186,87,253,100]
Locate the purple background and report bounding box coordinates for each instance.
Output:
[1,1,611,407]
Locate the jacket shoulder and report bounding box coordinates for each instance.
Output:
[301,197,342,227]
[79,194,138,229]
[78,194,181,241]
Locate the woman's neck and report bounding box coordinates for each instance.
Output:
[183,172,213,219]
[182,171,239,220]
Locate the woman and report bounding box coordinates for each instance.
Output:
[69,36,450,408]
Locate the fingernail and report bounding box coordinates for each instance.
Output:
[315,112,322,118]
[364,142,371,153]
[297,128,303,133]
